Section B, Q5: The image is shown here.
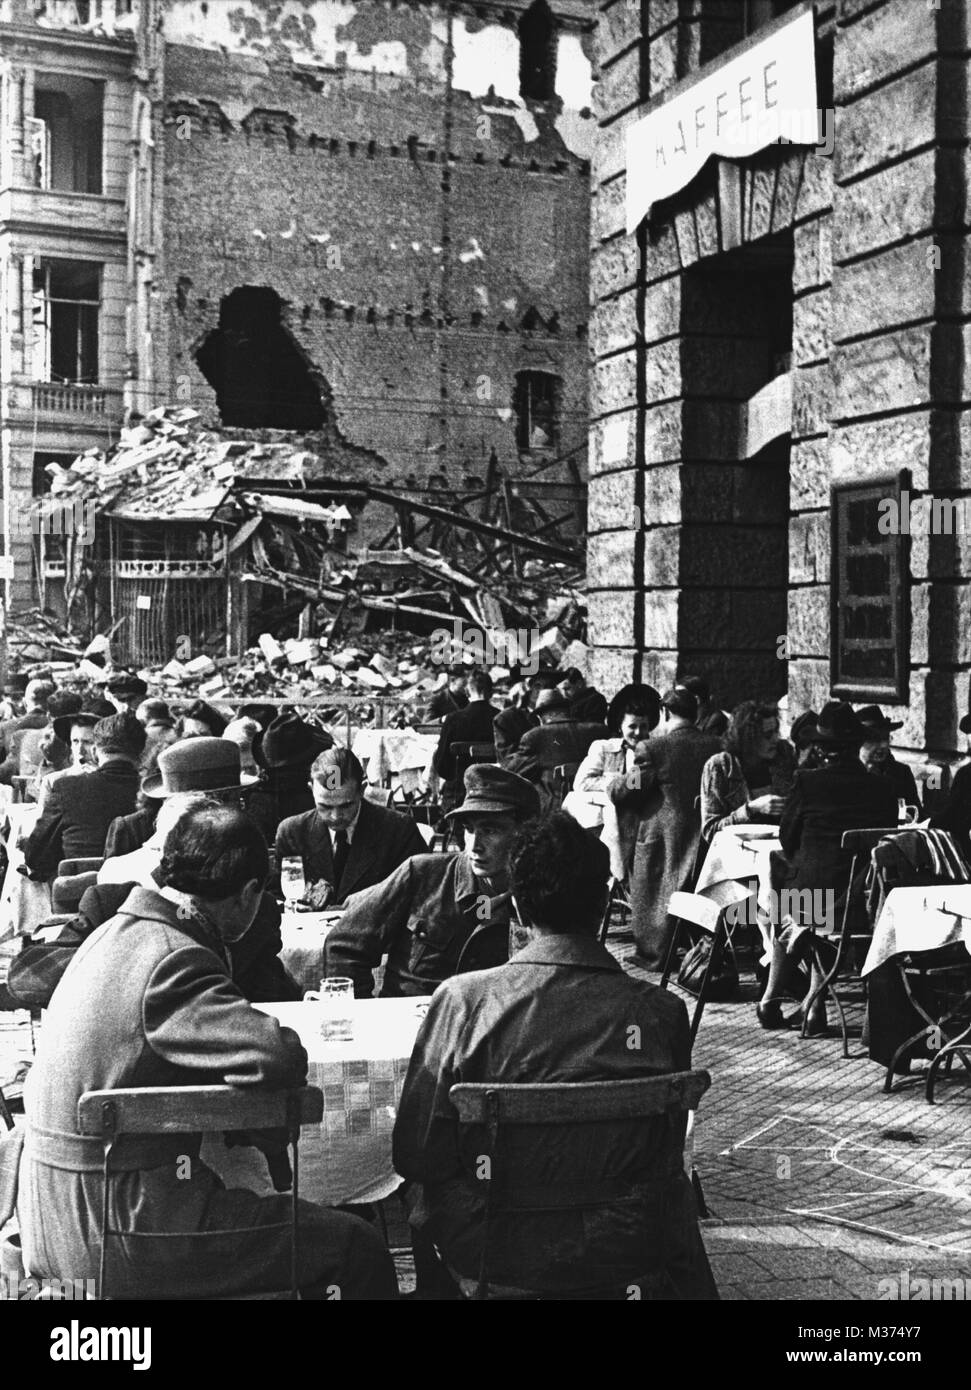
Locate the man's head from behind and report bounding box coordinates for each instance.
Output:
[661,685,699,726]
[309,746,365,829]
[510,812,609,936]
[557,667,586,701]
[158,801,268,941]
[94,711,147,765]
[467,670,493,703]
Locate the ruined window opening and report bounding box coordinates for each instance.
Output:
[519,1,557,103]
[514,371,559,452]
[33,74,103,194]
[194,286,325,431]
[32,259,101,383]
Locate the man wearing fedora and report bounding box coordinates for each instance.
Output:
[23,713,146,877]
[11,739,301,1009]
[247,713,335,841]
[275,746,424,907]
[325,764,540,998]
[507,688,607,811]
[857,705,922,813]
[30,698,115,805]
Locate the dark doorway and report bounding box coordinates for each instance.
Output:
[195,287,325,430]
[677,233,794,708]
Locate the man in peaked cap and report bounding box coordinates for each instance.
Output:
[325,764,540,998]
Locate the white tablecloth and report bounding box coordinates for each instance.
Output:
[203,998,422,1206]
[694,826,782,961]
[351,729,439,788]
[862,884,971,976]
[279,909,343,996]
[0,801,48,942]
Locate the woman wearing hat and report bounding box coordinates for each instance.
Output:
[756,701,899,1032]
[857,705,921,815]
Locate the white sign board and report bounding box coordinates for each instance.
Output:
[626,6,817,232]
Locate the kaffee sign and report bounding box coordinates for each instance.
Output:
[626,4,818,232]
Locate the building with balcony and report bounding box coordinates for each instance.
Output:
[1,0,594,647]
[588,0,971,781]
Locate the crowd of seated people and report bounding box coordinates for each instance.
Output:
[1,653,966,1301]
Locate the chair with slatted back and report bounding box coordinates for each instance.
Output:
[76,1084,323,1300]
[598,876,632,945]
[56,858,105,877]
[448,1071,712,1300]
[659,892,734,1045]
[551,762,580,813]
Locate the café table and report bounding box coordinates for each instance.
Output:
[861,885,971,1074]
[202,997,423,1206]
[693,824,782,963]
[0,800,48,942]
[351,728,439,790]
[279,908,344,996]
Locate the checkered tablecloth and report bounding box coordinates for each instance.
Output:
[202,999,422,1206]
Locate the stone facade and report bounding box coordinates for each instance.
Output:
[588,0,971,767]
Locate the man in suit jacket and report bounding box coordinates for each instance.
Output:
[275,746,424,905]
[23,712,145,877]
[17,802,395,1300]
[507,689,607,812]
[0,678,55,779]
[609,687,722,969]
[424,669,469,722]
[433,670,499,813]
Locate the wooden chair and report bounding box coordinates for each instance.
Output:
[885,947,971,1102]
[448,1071,711,1300]
[51,870,99,915]
[76,1084,323,1300]
[659,891,734,1046]
[551,762,580,812]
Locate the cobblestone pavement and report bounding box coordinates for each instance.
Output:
[616,936,971,1301]
[5,932,971,1301]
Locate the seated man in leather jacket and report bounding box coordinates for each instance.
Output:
[324,765,539,997]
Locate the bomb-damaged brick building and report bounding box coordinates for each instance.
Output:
[0,0,594,618]
[587,0,971,787]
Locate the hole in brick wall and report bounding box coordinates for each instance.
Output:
[519,0,557,102]
[367,140,376,157]
[195,286,325,430]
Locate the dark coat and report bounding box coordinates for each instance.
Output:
[433,700,499,785]
[568,687,609,724]
[104,805,158,859]
[507,717,608,808]
[7,877,300,1010]
[612,724,723,964]
[0,711,46,762]
[23,759,139,873]
[392,933,716,1297]
[866,756,921,815]
[274,799,425,904]
[779,762,900,903]
[246,769,315,844]
[932,761,971,853]
[325,850,514,997]
[493,706,538,765]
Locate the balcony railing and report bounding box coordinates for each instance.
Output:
[31,382,122,417]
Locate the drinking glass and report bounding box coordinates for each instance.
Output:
[280,856,305,907]
[303,977,354,1041]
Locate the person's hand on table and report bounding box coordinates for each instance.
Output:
[746,794,784,819]
[302,879,336,911]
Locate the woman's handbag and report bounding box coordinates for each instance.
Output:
[677,933,739,1001]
